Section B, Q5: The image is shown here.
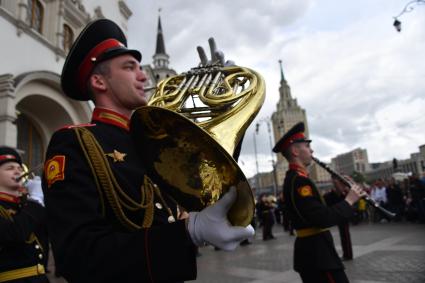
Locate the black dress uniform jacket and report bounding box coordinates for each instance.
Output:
[0,193,49,283]
[42,108,196,283]
[283,163,353,272]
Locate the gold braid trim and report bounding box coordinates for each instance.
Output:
[74,127,154,230]
[0,205,14,221]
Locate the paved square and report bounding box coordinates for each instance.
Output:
[195,222,425,283]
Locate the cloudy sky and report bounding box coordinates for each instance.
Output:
[126,0,425,178]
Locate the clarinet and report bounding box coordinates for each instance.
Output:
[312,156,396,219]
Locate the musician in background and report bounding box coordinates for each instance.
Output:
[257,194,276,240]
[323,178,353,261]
[272,122,365,283]
[0,146,48,282]
[277,190,295,235]
[41,19,253,283]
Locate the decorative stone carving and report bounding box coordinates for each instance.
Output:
[118,1,132,20]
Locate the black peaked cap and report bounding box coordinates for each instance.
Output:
[0,146,22,166]
[61,18,141,101]
[272,122,311,153]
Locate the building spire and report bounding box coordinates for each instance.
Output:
[155,9,166,55]
[153,8,169,69]
[278,59,285,82]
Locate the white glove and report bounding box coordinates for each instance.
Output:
[26,176,44,207]
[188,187,255,251]
[197,38,235,67]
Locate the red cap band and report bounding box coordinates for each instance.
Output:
[77,38,125,93]
[279,132,306,152]
[0,154,17,161]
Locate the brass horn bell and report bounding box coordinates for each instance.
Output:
[131,64,265,227]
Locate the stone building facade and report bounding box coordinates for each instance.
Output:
[0,0,174,169]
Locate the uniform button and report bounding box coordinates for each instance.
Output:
[38,254,43,259]
[168,216,176,223]
[155,203,163,209]
[35,244,40,249]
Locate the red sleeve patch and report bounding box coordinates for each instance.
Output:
[297,185,313,197]
[45,155,66,188]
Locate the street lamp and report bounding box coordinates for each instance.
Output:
[393,0,425,32]
[256,118,278,196]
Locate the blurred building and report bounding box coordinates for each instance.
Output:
[366,144,425,181]
[248,171,276,197]
[0,0,174,168]
[330,147,369,176]
[271,61,308,186]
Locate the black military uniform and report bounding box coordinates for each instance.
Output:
[42,19,196,283]
[0,148,49,283]
[273,122,354,283]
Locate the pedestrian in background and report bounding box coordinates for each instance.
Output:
[324,178,354,261]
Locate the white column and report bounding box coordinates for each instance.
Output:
[16,0,28,36]
[0,74,17,147]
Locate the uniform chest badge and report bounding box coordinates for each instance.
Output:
[105,150,127,162]
[45,155,66,188]
[297,185,313,197]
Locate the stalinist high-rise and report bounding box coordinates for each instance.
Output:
[271,61,309,186]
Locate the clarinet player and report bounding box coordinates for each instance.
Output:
[272,122,366,283]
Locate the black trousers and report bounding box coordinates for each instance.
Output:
[299,269,349,283]
[338,223,353,259]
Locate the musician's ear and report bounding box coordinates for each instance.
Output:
[290,144,300,158]
[90,74,107,92]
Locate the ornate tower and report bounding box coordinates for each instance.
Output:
[271,60,309,185]
[143,10,177,97]
[152,13,169,70]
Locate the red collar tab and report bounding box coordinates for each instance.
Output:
[289,163,309,177]
[92,108,130,130]
[0,155,17,162]
[77,38,125,94]
[279,132,306,152]
[0,192,20,203]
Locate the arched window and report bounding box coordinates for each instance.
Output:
[63,24,74,52]
[17,114,44,173]
[27,0,43,33]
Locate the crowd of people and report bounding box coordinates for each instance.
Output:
[252,173,425,243]
[364,176,425,223]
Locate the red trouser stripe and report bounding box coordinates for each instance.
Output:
[326,271,336,283]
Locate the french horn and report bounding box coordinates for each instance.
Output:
[131,57,265,226]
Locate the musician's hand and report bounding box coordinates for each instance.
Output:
[187,186,255,251]
[197,38,235,67]
[26,176,44,207]
[344,183,367,206]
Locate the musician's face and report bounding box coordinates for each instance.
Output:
[90,54,147,115]
[295,142,313,167]
[0,162,23,192]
